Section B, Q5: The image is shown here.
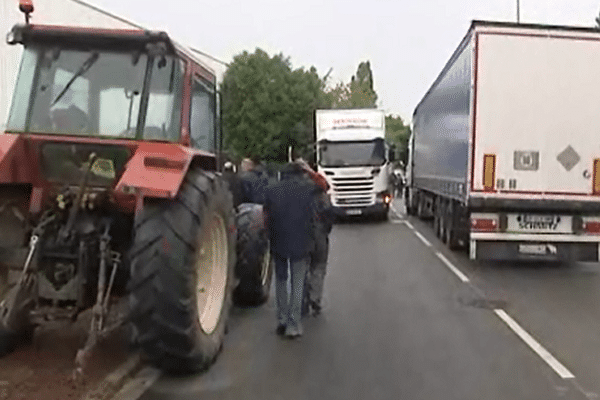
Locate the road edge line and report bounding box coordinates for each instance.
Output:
[435,251,470,283]
[412,230,432,247]
[493,309,575,379]
[390,204,402,219]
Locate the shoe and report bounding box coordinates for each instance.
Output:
[276,324,286,336]
[310,301,322,317]
[285,325,303,339]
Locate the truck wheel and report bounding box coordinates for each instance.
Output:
[233,204,273,307]
[433,199,441,238]
[444,204,460,250]
[128,169,235,374]
[416,196,425,219]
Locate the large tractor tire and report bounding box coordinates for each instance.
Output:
[233,203,273,307]
[0,265,16,357]
[128,169,236,374]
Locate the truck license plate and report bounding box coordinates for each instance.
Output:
[514,214,561,230]
[346,209,362,215]
[518,244,547,255]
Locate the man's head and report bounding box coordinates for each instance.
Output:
[241,158,254,172]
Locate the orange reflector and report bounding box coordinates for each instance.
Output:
[593,159,600,194]
[483,154,496,192]
[471,218,497,232]
[584,221,600,234]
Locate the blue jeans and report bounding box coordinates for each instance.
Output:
[274,254,309,331]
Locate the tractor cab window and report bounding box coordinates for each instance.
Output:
[7,45,184,142]
[190,77,215,151]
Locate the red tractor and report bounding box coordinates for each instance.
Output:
[0,0,271,376]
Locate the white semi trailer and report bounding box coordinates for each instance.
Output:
[407,20,600,261]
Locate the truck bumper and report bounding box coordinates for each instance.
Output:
[333,202,389,218]
[471,240,600,262]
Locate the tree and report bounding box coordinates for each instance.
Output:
[220,49,326,162]
[349,61,378,108]
[385,114,411,165]
[323,60,378,109]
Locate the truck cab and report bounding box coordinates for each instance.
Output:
[315,109,393,220]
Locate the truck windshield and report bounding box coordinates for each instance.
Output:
[7,45,183,141]
[319,139,386,167]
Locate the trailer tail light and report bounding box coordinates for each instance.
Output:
[583,219,600,234]
[471,213,499,232]
[483,154,496,192]
[593,159,600,194]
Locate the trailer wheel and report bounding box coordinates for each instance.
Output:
[233,203,273,306]
[416,195,426,219]
[129,169,235,374]
[443,202,461,250]
[433,198,441,238]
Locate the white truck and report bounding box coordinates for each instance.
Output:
[406,20,600,261]
[315,109,394,220]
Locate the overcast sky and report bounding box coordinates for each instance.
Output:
[89,0,599,121]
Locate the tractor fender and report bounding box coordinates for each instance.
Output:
[0,134,30,184]
[114,141,216,205]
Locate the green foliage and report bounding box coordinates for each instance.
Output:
[385,114,411,165]
[220,49,325,162]
[323,61,378,109]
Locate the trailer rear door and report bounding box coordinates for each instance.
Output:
[472,29,600,196]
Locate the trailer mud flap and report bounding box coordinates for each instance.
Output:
[474,241,599,262]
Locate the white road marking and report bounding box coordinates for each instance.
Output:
[390,204,403,219]
[412,230,432,247]
[435,251,470,283]
[398,208,578,383]
[391,220,406,224]
[494,309,575,380]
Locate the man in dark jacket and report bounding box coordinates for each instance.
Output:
[240,157,269,205]
[306,182,333,316]
[264,162,318,338]
[295,159,333,317]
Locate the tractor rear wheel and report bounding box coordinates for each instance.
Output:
[128,169,235,374]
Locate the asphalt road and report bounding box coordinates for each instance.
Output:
[139,199,599,400]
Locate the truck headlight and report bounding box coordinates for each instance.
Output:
[376,191,392,204]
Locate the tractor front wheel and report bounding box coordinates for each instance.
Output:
[128,169,235,374]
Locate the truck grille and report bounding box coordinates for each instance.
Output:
[331,176,374,207]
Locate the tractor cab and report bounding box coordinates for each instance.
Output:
[3,20,219,195]
[6,24,185,142]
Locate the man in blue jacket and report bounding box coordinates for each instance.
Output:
[264,162,318,338]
